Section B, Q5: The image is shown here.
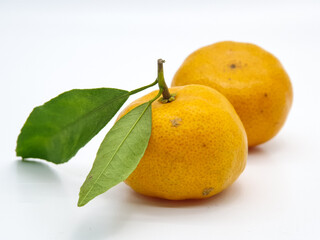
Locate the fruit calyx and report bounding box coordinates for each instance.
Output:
[157,59,176,103]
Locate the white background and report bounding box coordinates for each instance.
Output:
[1,0,320,239]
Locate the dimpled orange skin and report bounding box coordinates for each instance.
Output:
[117,85,247,200]
[172,41,293,147]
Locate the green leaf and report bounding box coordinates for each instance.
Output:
[78,102,152,207]
[16,88,130,164]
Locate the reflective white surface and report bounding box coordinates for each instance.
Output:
[1,0,320,239]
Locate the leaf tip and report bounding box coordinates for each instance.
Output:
[78,188,90,207]
[77,197,86,207]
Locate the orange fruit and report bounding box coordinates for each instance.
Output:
[171,41,293,147]
[117,85,247,200]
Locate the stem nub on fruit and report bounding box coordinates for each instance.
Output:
[157,59,176,103]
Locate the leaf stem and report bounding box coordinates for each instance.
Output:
[149,88,164,104]
[129,79,158,95]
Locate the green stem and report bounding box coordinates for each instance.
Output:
[149,88,164,103]
[157,59,171,100]
[129,79,158,95]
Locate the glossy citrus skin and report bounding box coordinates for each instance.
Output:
[172,41,293,147]
[117,85,247,200]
